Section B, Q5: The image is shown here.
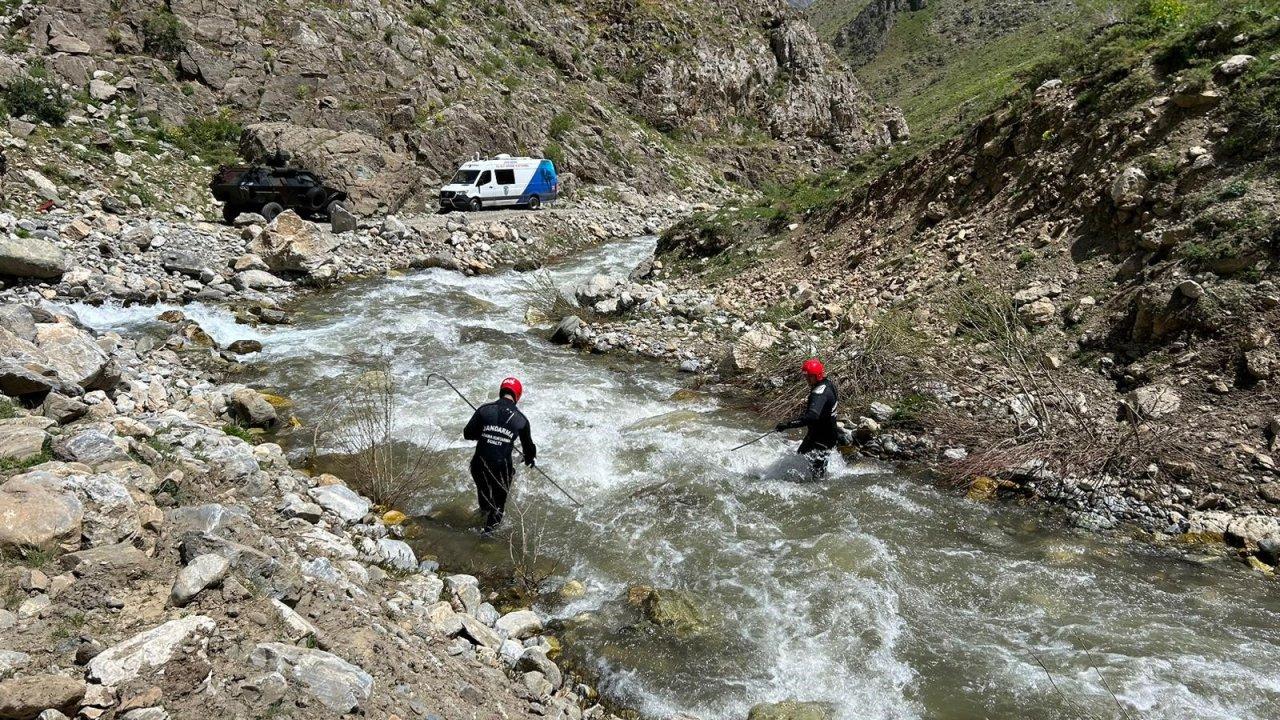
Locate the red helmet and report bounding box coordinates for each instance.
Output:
[802,358,825,381]
[500,377,523,402]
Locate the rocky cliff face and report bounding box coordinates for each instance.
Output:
[16,0,892,209]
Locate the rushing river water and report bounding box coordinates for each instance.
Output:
[76,237,1280,720]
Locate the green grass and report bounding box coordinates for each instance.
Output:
[222,423,256,443]
[0,450,51,472]
[150,111,243,165]
[549,112,574,140]
[0,398,15,419]
[1,69,69,126]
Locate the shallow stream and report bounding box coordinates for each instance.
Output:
[77,237,1280,720]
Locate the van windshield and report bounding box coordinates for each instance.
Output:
[451,170,481,185]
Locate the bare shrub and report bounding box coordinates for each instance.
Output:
[926,281,1213,485]
[311,356,444,512]
[519,270,583,323]
[503,497,562,606]
[752,310,927,419]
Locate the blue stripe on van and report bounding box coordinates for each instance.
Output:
[518,160,558,202]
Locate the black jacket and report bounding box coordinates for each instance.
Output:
[464,397,536,466]
[779,378,840,452]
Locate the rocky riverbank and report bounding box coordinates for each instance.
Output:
[0,195,696,719]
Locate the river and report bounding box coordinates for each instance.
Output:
[75,236,1280,720]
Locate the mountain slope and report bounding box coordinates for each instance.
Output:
[643,0,1280,549]
[7,0,899,211]
[810,0,1085,145]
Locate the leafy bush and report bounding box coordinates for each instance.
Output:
[155,111,243,165]
[544,141,565,170]
[548,112,574,139]
[406,7,433,28]
[1137,0,1189,28]
[141,10,185,59]
[1,72,69,125]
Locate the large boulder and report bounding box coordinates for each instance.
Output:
[33,323,111,390]
[229,388,278,428]
[0,674,85,719]
[307,485,370,524]
[249,211,338,274]
[240,123,415,215]
[87,615,217,686]
[0,483,82,552]
[1110,166,1148,210]
[249,643,373,714]
[721,329,777,374]
[0,237,68,279]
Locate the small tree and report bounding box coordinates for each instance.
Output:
[141,10,185,59]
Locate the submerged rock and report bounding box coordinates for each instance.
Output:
[748,700,834,720]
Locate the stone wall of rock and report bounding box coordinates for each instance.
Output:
[20,0,890,201]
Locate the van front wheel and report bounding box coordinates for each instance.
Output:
[468,197,482,212]
[527,195,541,210]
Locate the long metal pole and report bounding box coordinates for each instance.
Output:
[426,373,583,508]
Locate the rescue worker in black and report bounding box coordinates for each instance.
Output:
[463,377,536,532]
[775,358,839,480]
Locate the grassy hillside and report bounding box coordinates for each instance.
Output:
[807,0,874,39]
[651,0,1280,525]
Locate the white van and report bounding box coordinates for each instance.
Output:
[438,154,559,212]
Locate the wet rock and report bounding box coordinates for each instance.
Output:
[170,553,230,607]
[747,701,833,720]
[249,643,373,714]
[550,316,583,344]
[636,587,704,633]
[0,674,86,719]
[307,485,370,524]
[88,615,217,686]
[225,340,263,355]
[229,388,278,429]
[514,648,562,689]
[0,237,68,279]
[495,610,543,640]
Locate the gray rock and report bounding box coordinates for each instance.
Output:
[52,428,128,465]
[87,615,216,686]
[307,485,371,524]
[249,643,373,714]
[495,609,543,640]
[0,237,68,278]
[170,553,231,606]
[868,402,895,423]
[233,269,290,291]
[159,250,209,279]
[515,647,562,688]
[550,315,582,344]
[1121,385,1181,423]
[0,424,47,461]
[41,393,88,424]
[0,649,31,680]
[0,305,36,342]
[330,204,358,233]
[0,484,82,552]
[33,323,111,390]
[374,538,416,571]
[270,598,319,641]
[458,614,503,650]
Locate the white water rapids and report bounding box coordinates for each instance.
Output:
[71,236,1280,719]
